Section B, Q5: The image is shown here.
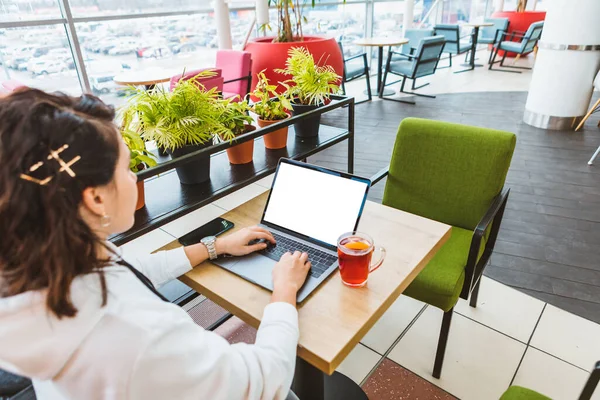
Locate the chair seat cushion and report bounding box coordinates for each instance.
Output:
[498,41,523,53]
[500,386,552,400]
[458,41,472,52]
[389,60,415,77]
[403,225,486,312]
[345,61,367,80]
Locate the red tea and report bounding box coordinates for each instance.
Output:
[337,238,373,287]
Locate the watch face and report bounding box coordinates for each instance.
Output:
[201,236,216,244]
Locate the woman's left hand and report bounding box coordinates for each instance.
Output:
[216,226,276,256]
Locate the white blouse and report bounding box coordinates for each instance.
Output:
[0,246,299,400]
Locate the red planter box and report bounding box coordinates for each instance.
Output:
[491,11,546,57]
[244,36,344,94]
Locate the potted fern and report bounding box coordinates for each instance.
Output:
[121,128,157,210]
[276,46,340,138]
[250,70,292,149]
[121,73,227,185]
[216,98,256,164]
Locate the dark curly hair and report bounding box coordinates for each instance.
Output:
[0,88,120,318]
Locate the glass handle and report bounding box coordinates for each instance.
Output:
[369,246,386,273]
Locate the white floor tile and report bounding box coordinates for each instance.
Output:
[388,307,526,400]
[455,277,545,343]
[361,295,426,354]
[160,204,225,238]
[530,304,600,371]
[512,347,599,400]
[254,174,275,189]
[213,184,269,211]
[336,343,381,385]
[119,229,176,256]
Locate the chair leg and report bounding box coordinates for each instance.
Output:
[449,53,452,68]
[575,98,600,131]
[379,66,390,98]
[589,145,600,165]
[469,278,482,308]
[433,309,454,379]
[464,50,469,63]
[512,53,521,66]
[341,80,347,96]
[365,71,372,101]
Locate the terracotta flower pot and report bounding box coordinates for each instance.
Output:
[226,125,256,165]
[244,36,344,95]
[135,180,145,211]
[258,116,290,149]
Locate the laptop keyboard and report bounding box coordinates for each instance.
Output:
[260,232,338,279]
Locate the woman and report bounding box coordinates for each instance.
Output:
[0,88,310,399]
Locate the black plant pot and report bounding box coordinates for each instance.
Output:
[167,142,211,185]
[291,102,322,138]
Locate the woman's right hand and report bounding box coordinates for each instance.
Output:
[271,251,311,306]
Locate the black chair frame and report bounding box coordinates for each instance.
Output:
[379,41,444,105]
[489,29,540,73]
[579,361,600,400]
[372,166,510,379]
[339,42,372,104]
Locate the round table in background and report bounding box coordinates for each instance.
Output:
[354,37,409,96]
[113,69,173,90]
[456,22,494,73]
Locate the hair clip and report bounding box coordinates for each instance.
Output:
[20,144,81,186]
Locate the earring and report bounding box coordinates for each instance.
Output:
[100,213,111,228]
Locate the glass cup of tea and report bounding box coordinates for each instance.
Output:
[337,231,386,287]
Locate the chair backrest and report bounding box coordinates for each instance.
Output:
[479,18,509,42]
[401,28,435,54]
[216,50,252,97]
[169,68,222,91]
[383,118,516,230]
[413,36,446,79]
[522,21,544,53]
[434,24,460,53]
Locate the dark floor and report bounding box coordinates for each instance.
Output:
[314,92,600,324]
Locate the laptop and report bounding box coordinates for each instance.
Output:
[214,159,371,302]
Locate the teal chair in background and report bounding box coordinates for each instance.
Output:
[500,361,599,400]
[399,28,435,56]
[371,118,516,378]
[476,17,510,63]
[489,21,544,73]
[433,24,472,68]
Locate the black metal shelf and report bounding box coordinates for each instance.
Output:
[109,95,355,246]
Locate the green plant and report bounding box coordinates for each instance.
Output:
[250,70,292,121]
[276,46,340,106]
[266,0,346,43]
[121,128,157,173]
[120,71,228,152]
[216,97,254,141]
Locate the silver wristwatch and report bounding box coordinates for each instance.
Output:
[200,236,218,260]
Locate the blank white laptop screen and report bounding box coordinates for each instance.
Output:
[263,162,369,246]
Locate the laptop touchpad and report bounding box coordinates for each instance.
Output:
[231,253,275,290]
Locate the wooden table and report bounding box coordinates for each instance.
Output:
[354,37,409,96]
[113,69,174,90]
[456,22,494,73]
[159,191,451,399]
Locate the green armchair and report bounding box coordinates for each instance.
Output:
[500,361,599,400]
[371,118,516,378]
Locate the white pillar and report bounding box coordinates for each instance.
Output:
[469,0,479,22]
[256,0,269,27]
[402,0,415,35]
[214,0,232,50]
[524,0,600,130]
[494,0,504,12]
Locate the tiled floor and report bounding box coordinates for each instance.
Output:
[117,52,600,399]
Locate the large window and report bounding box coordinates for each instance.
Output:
[1,0,508,103]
